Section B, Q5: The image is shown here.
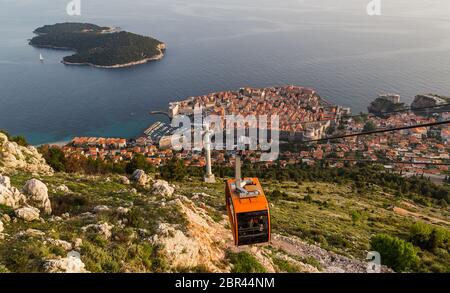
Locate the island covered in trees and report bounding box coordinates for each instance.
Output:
[29,23,166,68]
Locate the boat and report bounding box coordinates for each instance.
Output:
[39,53,44,62]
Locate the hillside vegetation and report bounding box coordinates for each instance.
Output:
[0,170,448,273]
[34,23,110,34]
[1,131,449,273]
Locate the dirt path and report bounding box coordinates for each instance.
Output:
[271,234,371,273]
[393,207,450,226]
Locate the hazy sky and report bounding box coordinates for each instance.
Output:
[1,0,450,19]
[294,0,450,17]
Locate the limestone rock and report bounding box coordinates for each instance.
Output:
[411,94,448,110]
[118,176,130,185]
[46,238,73,251]
[74,238,83,250]
[48,216,62,223]
[56,185,70,193]
[0,175,27,208]
[1,214,11,223]
[82,222,114,239]
[77,212,94,219]
[44,251,89,273]
[0,220,3,233]
[151,197,231,272]
[15,206,40,222]
[131,169,148,186]
[116,206,129,215]
[22,179,52,215]
[192,192,211,200]
[151,180,174,197]
[93,205,110,213]
[0,174,11,188]
[150,223,200,269]
[18,228,46,237]
[0,133,53,175]
[138,228,148,237]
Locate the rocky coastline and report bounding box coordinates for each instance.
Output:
[61,43,166,69]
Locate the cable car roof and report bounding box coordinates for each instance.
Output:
[226,178,269,213]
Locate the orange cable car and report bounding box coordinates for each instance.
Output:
[225,156,271,246]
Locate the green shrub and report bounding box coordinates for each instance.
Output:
[427,262,448,273]
[51,194,89,215]
[151,245,169,272]
[312,234,328,246]
[272,257,302,273]
[49,245,66,257]
[303,194,313,203]
[125,154,155,174]
[228,251,266,273]
[38,145,67,172]
[128,243,153,270]
[0,204,14,216]
[114,227,137,243]
[410,222,449,251]
[427,228,448,251]
[351,211,361,224]
[370,234,418,272]
[0,239,52,272]
[0,129,28,146]
[301,256,323,271]
[126,208,145,228]
[410,222,432,249]
[11,135,28,147]
[413,196,432,207]
[80,240,154,273]
[363,121,377,132]
[80,241,115,272]
[159,157,187,181]
[0,264,9,273]
[270,190,288,198]
[438,199,448,207]
[326,233,350,249]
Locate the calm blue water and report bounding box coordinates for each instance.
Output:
[1,0,450,145]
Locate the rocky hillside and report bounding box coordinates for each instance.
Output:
[0,133,53,175]
[411,94,450,112]
[368,97,405,116]
[1,171,391,273]
[2,165,448,273]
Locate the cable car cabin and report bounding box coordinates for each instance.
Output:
[225,177,271,246]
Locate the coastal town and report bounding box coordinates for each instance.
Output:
[168,85,346,140]
[59,86,450,179]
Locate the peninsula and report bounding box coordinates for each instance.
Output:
[29,23,166,68]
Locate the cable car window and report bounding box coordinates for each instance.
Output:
[237,210,269,245]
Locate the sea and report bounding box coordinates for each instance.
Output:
[1,0,450,145]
